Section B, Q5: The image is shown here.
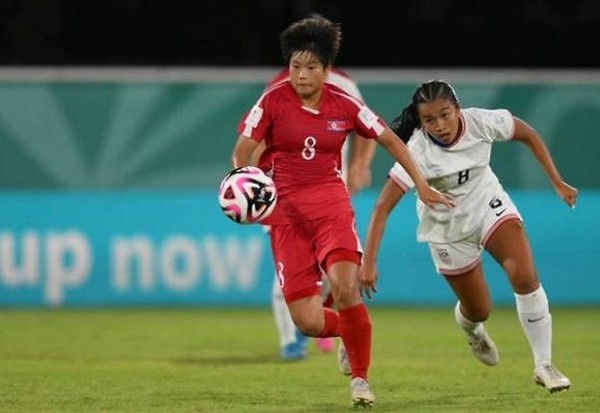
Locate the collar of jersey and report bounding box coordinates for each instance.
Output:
[288,82,332,115]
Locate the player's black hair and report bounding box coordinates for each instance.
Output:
[280,16,341,67]
[390,105,419,144]
[390,80,460,143]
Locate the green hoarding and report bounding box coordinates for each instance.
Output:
[0,78,598,189]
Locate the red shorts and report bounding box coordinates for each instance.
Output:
[270,210,362,303]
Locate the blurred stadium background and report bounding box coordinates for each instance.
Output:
[0,1,598,308]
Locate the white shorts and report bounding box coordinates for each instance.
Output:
[428,190,522,276]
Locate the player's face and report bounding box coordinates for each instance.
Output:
[288,51,328,99]
[417,99,461,144]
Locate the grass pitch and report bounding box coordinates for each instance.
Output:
[0,306,598,412]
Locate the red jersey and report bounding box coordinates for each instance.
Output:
[265,68,364,187]
[237,80,387,224]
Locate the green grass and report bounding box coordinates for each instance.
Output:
[0,306,598,412]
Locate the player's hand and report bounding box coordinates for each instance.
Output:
[358,260,378,300]
[347,164,372,195]
[555,181,578,209]
[417,185,454,208]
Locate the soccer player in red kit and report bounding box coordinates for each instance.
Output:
[259,66,376,361]
[230,16,453,407]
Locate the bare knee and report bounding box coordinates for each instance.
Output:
[504,260,539,294]
[294,320,321,337]
[327,261,361,309]
[293,312,322,336]
[329,280,362,309]
[288,296,325,336]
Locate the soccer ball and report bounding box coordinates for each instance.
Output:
[218,166,277,224]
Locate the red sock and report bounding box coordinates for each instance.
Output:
[339,303,372,380]
[317,307,340,337]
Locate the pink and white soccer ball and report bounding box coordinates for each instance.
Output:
[218,166,277,224]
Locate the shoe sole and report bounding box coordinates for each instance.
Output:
[352,397,374,409]
[534,376,571,394]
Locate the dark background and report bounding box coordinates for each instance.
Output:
[0,0,599,68]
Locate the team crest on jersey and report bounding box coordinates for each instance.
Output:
[327,119,348,132]
[436,247,452,265]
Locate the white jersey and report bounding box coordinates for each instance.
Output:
[388,107,515,243]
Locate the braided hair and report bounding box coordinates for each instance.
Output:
[390,80,460,143]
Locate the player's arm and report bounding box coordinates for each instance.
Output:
[512,117,578,208]
[249,140,267,167]
[377,127,453,208]
[359,179,405,299]
[347,133,376,194]
[231,134,260,168]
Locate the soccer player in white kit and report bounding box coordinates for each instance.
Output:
[358,80,577,393]
[257,67,376,361]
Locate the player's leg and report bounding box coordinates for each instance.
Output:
[485,218,570,393]
[317,211,374,406]
[272,274,308,360]
[315,212,373,383]
[315,277,335,353]
[278,215,374,407]
[326,256,374,407]
[272,222,338,341]
[269,221,326,338]
[429,238,499,366]
[443,263,500,366]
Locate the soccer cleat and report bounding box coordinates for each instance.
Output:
[280,329,309,360]
[337,341,352,376]
[294,328,309,352]
[315,337,334,352]
[350,377,375,408]
[534,364,571,393]
[467,330,499,366]
[280,342,306,360]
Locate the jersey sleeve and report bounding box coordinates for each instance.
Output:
[388,162,414,193]
[477,108,515,142]
[237,97,271,142]
[354,104,387,139]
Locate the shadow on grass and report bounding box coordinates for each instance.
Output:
[171,352,285,366]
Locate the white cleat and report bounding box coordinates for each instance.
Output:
[337,341,352,376]
[534,364,571,393]
[467,330,499,366]
[350,377,375,408]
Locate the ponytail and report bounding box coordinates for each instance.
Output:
[390,103,418,143]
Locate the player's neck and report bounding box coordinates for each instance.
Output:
[299,90,322,110]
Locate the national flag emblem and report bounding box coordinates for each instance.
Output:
[327,119,348,132]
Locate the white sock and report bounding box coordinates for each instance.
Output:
[272,275,297,348]
[454,301,484,338]
[515,284,552,367]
